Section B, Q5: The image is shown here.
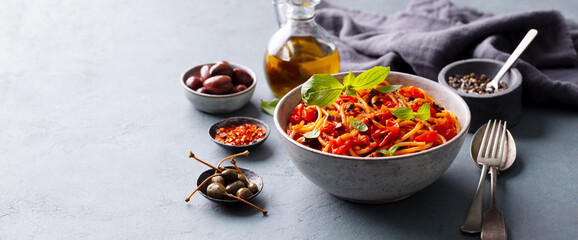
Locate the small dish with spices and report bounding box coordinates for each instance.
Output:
[438,58,522,131]
[209,117,270,150]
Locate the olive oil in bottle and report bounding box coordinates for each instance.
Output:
[265,36,340,97]
[265,0,340,97]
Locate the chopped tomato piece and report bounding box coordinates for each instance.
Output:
[385,100,397,108]
[375,111,393,125]
[321,121,336,134]
[414,131,438,143]
[434,112,457,140]
[289,104,303,124]
[399,86,425,99]
[301,106,317,122]
[444,112,455,125]
[361,117,370,126]
[435,124,457,140]
[370,119,400,148]
[330,136,353,155]
[385,119,400,135]
[289,104,317,124]
[353,135,370,147]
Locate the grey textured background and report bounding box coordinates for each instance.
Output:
[1,0,577,239]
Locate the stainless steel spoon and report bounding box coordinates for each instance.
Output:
[471,123,516,171]
[460,123,516,233]
[477,124,516,240]
[486,29,537,91]
[481,165,506,240]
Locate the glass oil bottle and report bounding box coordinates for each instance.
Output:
[265,0,340,97]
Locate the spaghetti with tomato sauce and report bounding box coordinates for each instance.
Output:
[285,81,460,157]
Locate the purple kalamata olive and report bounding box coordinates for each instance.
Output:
[185,76,203,91]
[203,75,233,94]
[232,84,248,93]
[209,61,233,77]
[196,87,211,94]
[232,68,253,86]
[200,64,212,81]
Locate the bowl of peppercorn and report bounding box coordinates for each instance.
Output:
[438,58,522,131]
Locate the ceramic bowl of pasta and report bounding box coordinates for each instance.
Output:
[181,61,257,114]
[273,68,471,203]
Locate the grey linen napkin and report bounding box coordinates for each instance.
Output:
[315,0,578,108]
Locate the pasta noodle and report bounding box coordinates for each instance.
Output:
[286,80,461,157]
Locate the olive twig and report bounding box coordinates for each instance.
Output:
[189,151,221,172]
[225,192,268,216]
[216,150,250,168]
[185,173,219,202]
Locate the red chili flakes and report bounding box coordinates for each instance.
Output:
[214,124,267,146]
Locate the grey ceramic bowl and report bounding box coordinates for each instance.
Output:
[209,117,270,151]
[438,59,522,131]
[181,62,257,114]
[273,71,471,203]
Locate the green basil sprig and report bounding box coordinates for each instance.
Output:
[378,145,399,156]
[260,98,280,116]
[392,103,431,121]
[302,128,320,139]
[348,116,368,132]
[377,85,401,93]
[301,66,391,107]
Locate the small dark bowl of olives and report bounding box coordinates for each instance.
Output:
[438,58,522,131]
[209,117,270,151]
[197,167,263,204]
[181,61,257,114]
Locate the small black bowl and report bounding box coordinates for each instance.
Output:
[438,59,522,132]
[196,167,263,204]
[208,117,270,150]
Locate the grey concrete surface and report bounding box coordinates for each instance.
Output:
[1,0,577,239]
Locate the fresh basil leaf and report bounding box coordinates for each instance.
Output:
[377,85,402,93]
[348,116,368,132]
[260,98,280,116]
[392,107,416,121]
[377,149,389,156]
[301,74,344,107]
[378,144,399,156]
[342,71,355,87]
[300,66,392,107]
[416,103,431,121]
[349,66,390,90]
[345,88,357,97]
[302,128,320,138]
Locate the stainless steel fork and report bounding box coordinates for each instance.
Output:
[460,120,507,234]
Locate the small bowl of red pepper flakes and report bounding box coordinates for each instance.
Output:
[209,117,270,150]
